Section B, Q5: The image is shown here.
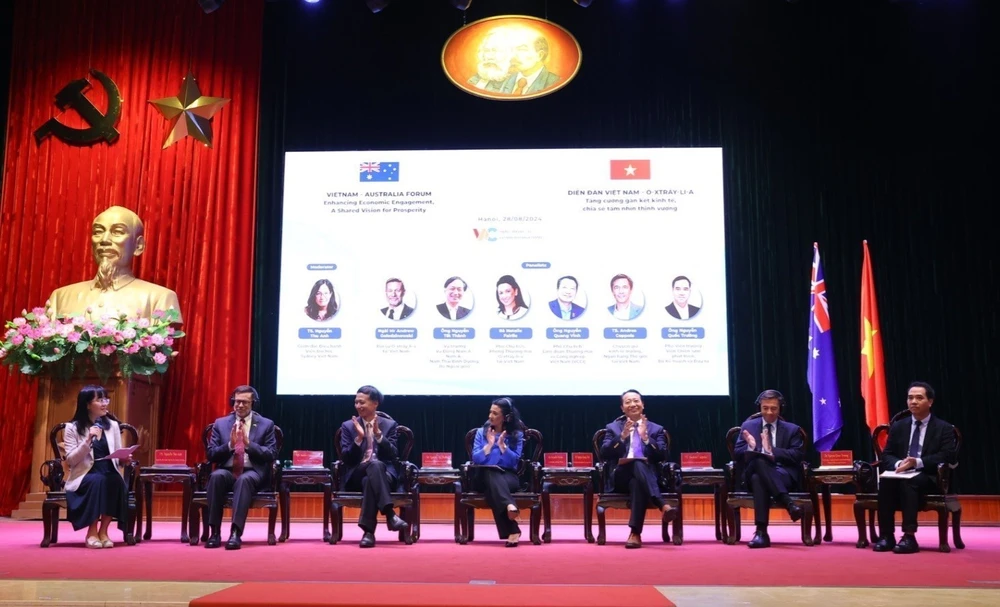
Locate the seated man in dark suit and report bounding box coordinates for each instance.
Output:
[338,385,408,548]
[204,385,278,550]
[733,389,805,549]
[600,389,673,549]
[874,381,958,554]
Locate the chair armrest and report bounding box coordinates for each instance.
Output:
[723,461,737,491]
[852,460,878,492]
[592,462,606,492]
[269,461,283,491]
[400,461,418,491]
[194,462,212,490]
[936,462,954,494]
[529,461,542,493]
[657,461,681,492]
[331,461,345,491]
[123,460,140,492]
[39,458,65,492]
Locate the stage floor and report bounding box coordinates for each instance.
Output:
[2,519,999,606]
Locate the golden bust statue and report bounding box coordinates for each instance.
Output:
[46,206,183,322]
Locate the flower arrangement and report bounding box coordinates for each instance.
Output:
[0,307,185,382]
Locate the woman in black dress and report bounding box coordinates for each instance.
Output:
[63,385,129,548]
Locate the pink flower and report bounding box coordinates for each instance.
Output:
[4,329,16,340]
[114,331,125,343]
[67,332,82,343]
[36,315,50,326]
[86,306,93,314]
[57,324,74,338]
[167,327,175,336]
[12,318,26,327]
[98,326,114,337]
[99,344,116,356]
[152,310,164,319]
[123,328,137,340]
[140,337,152,348]
[17,324,31,335]
[137,318,151,329]
[53,347,60,354]
[31,307,46,316]
[150,334,165,346]
[153,352,167,365]
[40,326,56,338]
[82,321,95,333]
[11,335,24,346]
[72,316,86,326]
[125,343,141,354]
[164,337,174,347]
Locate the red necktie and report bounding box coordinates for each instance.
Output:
[513,77,528,95]
[232,418,245,477]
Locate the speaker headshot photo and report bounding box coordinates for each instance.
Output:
[380,277,414,321]
[305,278,338,322]
[436,276,474,321]
[548,275,586,320]
[496,274,529,320]
[665,275,702,321]
[607,273,644,321]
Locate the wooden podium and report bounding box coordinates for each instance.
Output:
[10,374,163,520]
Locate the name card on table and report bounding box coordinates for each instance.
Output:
[154,449,187,466]
[292,450,325,467]
[571,452,594,468]
[421,452,453,468]
[681,452,713,469]
[820,450,854,467]
[544,453,568,468]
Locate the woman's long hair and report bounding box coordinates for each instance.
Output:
[71,385,118,437]
[495,275,528,315]
[305,279,337,320]
[485,396,523,439]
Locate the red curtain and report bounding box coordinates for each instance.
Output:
[0,0,263,515]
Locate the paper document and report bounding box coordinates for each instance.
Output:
[880,469,919,479]
[98,445,139,461]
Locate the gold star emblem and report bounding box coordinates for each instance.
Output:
[148,73,229,149]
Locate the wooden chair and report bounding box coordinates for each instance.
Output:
[328,411,417,545]
[457,425,543,545]
[39,421,139,548]
[852,410,964,552]
[188,423,283,546]
[592,423,683,546]
[723,413,815,546]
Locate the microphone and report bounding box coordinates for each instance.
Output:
[90,418,104,446]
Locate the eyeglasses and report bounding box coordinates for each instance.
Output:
[95,397,110,404]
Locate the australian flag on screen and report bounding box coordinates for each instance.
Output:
[808,243,843,452]
[359,161,400,182]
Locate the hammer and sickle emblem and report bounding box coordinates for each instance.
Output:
[34,68,122,146]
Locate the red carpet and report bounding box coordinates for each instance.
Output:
[190,583,674,607]
[2,519,999,588]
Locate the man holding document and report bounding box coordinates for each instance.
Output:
[600,389,672,549]
[874,382,957,554]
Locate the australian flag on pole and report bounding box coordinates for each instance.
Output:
[359,161,399,182]
[808,243,843,452]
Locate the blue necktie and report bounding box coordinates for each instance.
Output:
[907,420,923,457]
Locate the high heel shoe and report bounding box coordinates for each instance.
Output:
[505,533,520,547]
[86,536,103,549]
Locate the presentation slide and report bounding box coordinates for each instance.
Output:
[276,147,728,396]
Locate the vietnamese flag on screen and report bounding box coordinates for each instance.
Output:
[610,159,651,180]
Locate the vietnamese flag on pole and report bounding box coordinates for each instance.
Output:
[610,159,651,180]
[860,240,890,436]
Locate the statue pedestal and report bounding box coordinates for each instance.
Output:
[10,374,163,520]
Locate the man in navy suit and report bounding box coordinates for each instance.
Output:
[380,278,414,320]
[548,275,585,320]
[600,389,672,548]
[204,385,278,550]
[874,381,958,554]
[733,389,805,548]
[338,385,408,548]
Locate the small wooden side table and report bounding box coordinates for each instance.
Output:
[808,465,858,544]
[413,468,462,543]
[540,467,596,544]
[135,465,196,544]
[278,467,333,543]
[678,467,728,541]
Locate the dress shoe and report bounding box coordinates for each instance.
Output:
[747,531,771,549]
[625,532,642,549]
[505,533,521,548]
[386,513,408,532]
[786,503,804,523]
[225,532,242,550]
[359,531,376,548]
[204,533,222,549]
[872,537,896,552]
[892,535,920,554]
